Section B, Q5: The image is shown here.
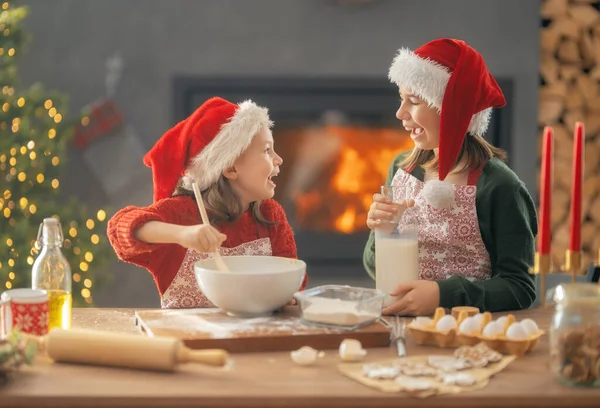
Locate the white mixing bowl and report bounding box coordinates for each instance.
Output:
[194,255,306,317]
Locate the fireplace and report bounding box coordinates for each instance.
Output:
[173,77,513,284]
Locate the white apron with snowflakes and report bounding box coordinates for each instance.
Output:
[389,168,491,282]
[161,238,273,308]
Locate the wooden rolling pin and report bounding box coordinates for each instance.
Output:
[29,328,230,372]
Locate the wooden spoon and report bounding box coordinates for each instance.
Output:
[191,182,229,272]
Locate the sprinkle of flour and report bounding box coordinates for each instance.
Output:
[139,308,338,339]
[301,297,379,327]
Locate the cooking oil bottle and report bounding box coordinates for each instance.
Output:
[32,217,72,330]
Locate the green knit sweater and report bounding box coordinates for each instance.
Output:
[363,152,538,312]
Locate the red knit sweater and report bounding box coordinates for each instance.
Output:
[107,196,306,297]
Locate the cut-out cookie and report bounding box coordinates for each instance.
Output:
[362,364,401,380]
[395,376,437,392]
[395,361,438,377]
[438,372,477,386]
[454,342,502,366]
[427,356,471,372]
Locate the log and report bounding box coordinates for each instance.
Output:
[563,109,585,131]
[554,159,572,190]
[551,208,568,231]
[583,177,600,199]
[541,27,562,54]
[579,30,597,69]
[568,4,600,29]
[553,127,572,166]
[591,30,600,65]
[557,39,581,63]
[552,223,570,269]
[594,24,600,44]
[541,53,560,84]
[585,113,600,136]
[565,89,585,110]
[575,75,598,104]
[541,0,569,18]
[582,198,592,224]
[552,223,570,249]
[540,81,568,100]
[538,99,564,123]
[589,195,600,223]
[559,64,582,81]
[584,145,600,179]
[581,221,597,250]
[590,96,600,113]
[552,17,582,39]
[593,235,600,259]
[551,189,570,228]
[552,124,571,145]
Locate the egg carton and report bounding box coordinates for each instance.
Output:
[407,307,544,356]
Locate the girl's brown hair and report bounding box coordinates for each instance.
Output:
[173,176,274,226]
[400,133,507,174]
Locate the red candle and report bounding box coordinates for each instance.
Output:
[538,126,553,255]
[569,122,584,252]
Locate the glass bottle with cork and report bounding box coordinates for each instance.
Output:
[31,217,72,330]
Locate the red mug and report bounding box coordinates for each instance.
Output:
[1,288,49,336]
[0,297,9,339]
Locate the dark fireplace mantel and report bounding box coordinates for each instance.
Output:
[173,76,513,164]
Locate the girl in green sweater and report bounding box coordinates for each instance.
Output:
[363,38,538,315]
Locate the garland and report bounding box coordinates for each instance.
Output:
[0,330,37,385]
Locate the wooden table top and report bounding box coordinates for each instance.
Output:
[1,307,599,408]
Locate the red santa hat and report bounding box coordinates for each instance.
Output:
[388,38,506,181]
[143,97,273,202]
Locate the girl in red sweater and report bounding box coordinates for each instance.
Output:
[107,97,306,308]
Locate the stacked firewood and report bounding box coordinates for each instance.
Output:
[539,0,600,270]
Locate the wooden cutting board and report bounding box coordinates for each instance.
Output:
[134,306,391,353]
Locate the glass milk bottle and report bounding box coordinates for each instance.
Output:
[375,185,419,307]
[32,217,72,330]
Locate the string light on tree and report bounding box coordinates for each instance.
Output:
[0,0,113,305]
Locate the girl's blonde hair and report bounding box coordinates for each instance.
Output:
[400,133,507,174]
[173,176,274,226]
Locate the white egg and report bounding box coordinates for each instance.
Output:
[520,318,539,336]
[458,317,480,334]
[482,321,503,337]
[290,346,322,366]
[495,316,508,328]
[339,339,367,362]
[435,315,458,332]
[471,313,484,327]
[506,322,529,340]
[411,316,434,328]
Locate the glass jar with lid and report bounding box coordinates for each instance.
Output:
[549,283,600,387]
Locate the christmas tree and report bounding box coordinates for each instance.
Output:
[0,0,113,306]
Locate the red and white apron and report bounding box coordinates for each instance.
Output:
[389,168,491,282]
[161,229,273,309]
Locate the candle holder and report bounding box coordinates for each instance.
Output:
[561,250,586,283]
[529,252,552,307]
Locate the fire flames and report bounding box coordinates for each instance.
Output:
[286,126,413,234]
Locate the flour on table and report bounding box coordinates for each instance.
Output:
[301,298,379,327]
[140,308,337,339]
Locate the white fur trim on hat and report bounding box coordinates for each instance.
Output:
[182,100,274,191]
[388,48,492,136]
